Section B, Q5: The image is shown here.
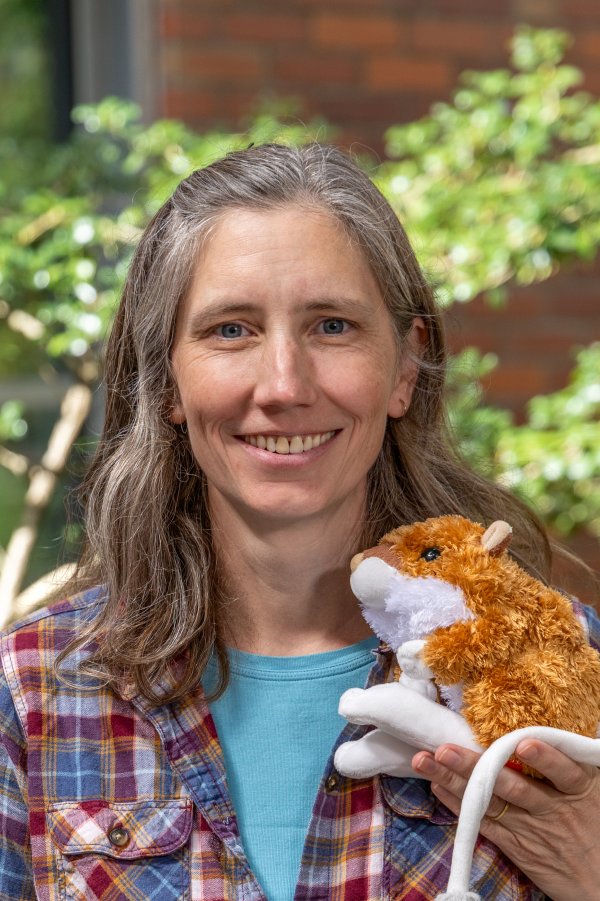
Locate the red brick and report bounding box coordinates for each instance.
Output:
[410,18,512,58]
[225,12,308,42]
[502,332,588,355]
[300,0,394,8]
[161,88,217,120]
[544,292,599,317]
[483,364,547,397]
[274,53,357,86]
[562,0,600,20]
[576,32,600,59]
[171,47,263,81]
[318,92,435,126]
[425,0,513,13]
[159,9,214,40]
[581,67,600,94]
[311,13,403,49]
[218,88,272,122]
[160,0,232,6]
[511,0,560,23]
[366,55,453,92]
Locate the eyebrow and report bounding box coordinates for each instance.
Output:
[185,297,372,333]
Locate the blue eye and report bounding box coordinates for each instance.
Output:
[320,319,347,335]
[217,323,245,339]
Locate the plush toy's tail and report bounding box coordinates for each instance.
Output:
[435,726,600,901]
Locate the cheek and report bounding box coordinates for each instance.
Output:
[173,357,243,426]
[334,366,397,425]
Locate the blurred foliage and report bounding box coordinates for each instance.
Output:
[378,26,600,305]
[375,26,600,539]
[447,345,600,539]
[1,26,599,592]
[0,98,330,380]
[0,0,49,140]
[495,343,600,538]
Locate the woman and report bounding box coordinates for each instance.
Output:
[0,143,598,900]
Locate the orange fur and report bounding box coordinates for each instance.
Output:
[366,515,600,757]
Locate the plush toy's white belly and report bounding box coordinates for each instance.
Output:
[350,557,475,712]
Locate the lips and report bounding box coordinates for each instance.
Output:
[242,431,336,454]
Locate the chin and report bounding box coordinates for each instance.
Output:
[242,486,362,526]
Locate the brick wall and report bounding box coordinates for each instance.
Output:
[447,259,600,413]
[154,0,600,585]
[156,0,600,152]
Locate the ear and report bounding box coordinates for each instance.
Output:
[387,317,427,418]
[169,390,186,425]
[170,406,186,425]
[481,521,512,557]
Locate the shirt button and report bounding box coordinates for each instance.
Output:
[108,826,130,847]
[325,773,340,793]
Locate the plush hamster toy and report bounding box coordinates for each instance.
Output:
[334,515,600,901]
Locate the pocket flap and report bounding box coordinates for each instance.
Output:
[47,798,193,860]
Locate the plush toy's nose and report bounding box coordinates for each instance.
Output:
[350,552,364,572]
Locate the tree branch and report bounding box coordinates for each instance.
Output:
[0,383,92,629]
[0,446,30,477]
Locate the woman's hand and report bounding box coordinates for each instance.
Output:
[413,740,600,901]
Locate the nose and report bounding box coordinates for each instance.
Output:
[253,335,318,410]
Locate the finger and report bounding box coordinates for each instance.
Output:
[425,747,514,820]
[420,749,522,822]
[428,744,565,816]
[413,748,470,799]
[431,779,516,825]
[484,796,512,822]
[516,740,597,796]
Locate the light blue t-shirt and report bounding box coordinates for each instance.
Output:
[204,637,377,901]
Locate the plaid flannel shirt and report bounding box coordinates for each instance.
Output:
[3,587,594,900]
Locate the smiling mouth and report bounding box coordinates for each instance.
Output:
[242,431,336,455]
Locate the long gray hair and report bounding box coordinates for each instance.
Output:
[64,143,551,703]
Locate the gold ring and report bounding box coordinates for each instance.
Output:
[489,800,510,821]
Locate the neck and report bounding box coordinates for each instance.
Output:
[209,493,373,656]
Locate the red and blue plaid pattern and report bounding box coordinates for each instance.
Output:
[3,588,590,899]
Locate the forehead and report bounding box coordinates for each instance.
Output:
[185,205,381,300]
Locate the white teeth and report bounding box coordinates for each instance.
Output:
[275,436,290,454]
[243,431,334,454]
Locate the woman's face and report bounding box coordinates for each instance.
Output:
[170,206,419,529]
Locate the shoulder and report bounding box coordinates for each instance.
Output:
[1,585,106,646]
[0,587,106,715]
[573,598,600,649]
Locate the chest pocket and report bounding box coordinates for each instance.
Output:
[47,798,192,901]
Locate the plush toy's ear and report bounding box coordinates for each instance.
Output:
[481,520,512,557]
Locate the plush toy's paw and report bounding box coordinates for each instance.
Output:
[399,672,439,701]
[338,684,411,726]
[397,639,434,680]
[338,687,367,720]
[334,729,418,779]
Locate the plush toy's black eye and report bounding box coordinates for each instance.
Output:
[420,547,442,562]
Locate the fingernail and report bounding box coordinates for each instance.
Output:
[438,748,461,768]
[517,742,537,762]
[415,756,437,776]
